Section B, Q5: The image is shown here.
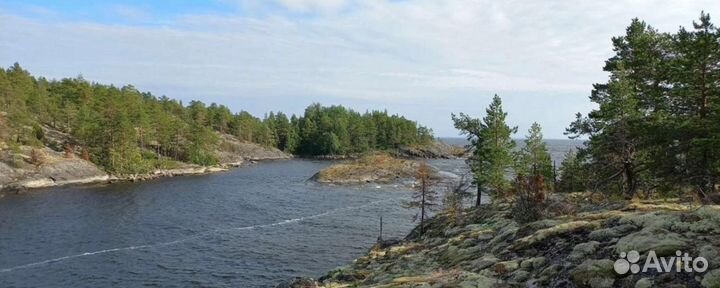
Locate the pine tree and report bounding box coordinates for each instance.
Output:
[666,12,720,199]
[452,95,517,203]
[568,61,644,198]
[482,95,517,199]
[451,112,486,206]
[557,150,587,193]
[517,122,553,190]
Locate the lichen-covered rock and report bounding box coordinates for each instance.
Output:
[588,277,614,288]
[530,257,546,269]
[539,264,562,280]
[703,269,720,288]
[494,260,519,274]
[570,259,616,288]
[465,254,499,272]
[513,221,600,250]
[569,241,600,263]
[457,273,496,288]
[588,224,636,241]
[486,225,518,253]
[441,245,484,266]
[510,270,530,282]
[308,197,720,288]
[616,229,688,256]
[700,245,720,269]
[687,206,720,234]
[275,277,318,288]
[635,278,653,288]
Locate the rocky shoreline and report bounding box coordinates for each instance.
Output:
[282,193,720,288]
[0,138,458,196]
[0,144,291,197]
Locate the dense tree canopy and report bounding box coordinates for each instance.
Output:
[567,12,720,201]
[293,104,433,156]
[0,65,434,174]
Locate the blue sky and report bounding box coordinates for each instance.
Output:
[0,0,717,138]
[1,1,223,21]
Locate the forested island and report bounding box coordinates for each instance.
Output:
[0,64,450,192]
[285,13,720,288]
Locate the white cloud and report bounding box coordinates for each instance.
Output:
[0,0,717,137]
[277,0,347,13]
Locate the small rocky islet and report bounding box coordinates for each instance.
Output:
[281,193,720,288]
[309,153,421,184]
[309,144,463,185]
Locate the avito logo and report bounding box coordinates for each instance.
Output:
[614,250,708,274]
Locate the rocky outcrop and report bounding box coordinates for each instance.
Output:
[39,158,109,184]
[310,153,420,184]
[0,147,110,194]
[217,134,292,162]
[297,194,720,288]
[396,140,466,159]
[118,166,229,182]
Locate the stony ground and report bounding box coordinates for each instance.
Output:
[283,193,720,288]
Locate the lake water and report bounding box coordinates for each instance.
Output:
[439,137,585,164]
[0,140,581,287]
[0,160,419,287]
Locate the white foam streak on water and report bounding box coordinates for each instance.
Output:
[0,199,392,274]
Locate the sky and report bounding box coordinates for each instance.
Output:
[0,1,717,138]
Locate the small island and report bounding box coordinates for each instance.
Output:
[310,153,420,184]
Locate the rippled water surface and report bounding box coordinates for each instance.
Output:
[0,160,426,287]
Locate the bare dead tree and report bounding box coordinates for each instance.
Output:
[404,161,439,236]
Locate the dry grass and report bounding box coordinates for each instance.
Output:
[314,153,418,183]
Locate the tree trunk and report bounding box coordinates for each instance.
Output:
[420,180,426,236]
[623,160,636,199]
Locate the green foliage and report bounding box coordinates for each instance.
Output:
[567,12,720,200]
[451,112,486,206]
[452,94,517,204]
[481,95,518,198]
[0,64,433,175]
[293,104,433,156]
[32,122,44,142]
[516,122,553,189]
[556,150,588,193]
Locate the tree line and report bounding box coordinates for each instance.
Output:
[452,12,720,207]
[0,65,433,174]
